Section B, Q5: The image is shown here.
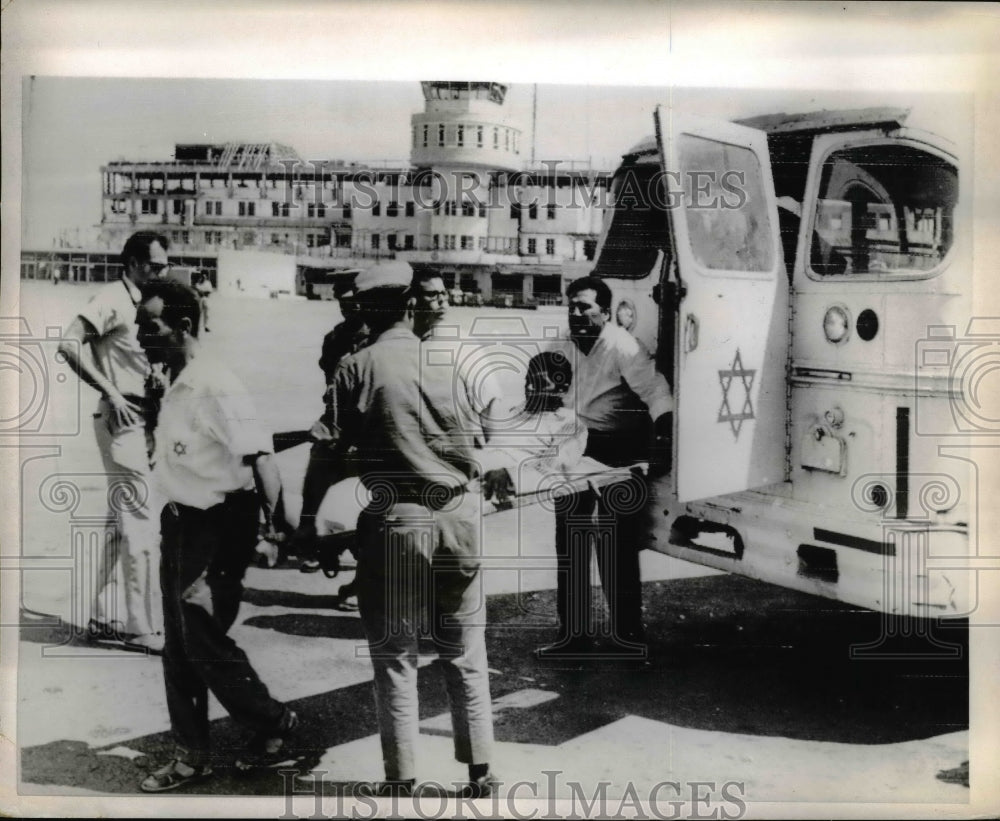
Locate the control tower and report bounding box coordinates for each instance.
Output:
[410,81,522,172]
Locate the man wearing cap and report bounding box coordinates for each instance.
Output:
[57,230,170,652]
[292,272,369,584]
[328,261,499,797]
[134,279,297,791]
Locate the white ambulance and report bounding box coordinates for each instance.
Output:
[591,106,972,619]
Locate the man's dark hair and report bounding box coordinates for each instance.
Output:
[527,350,573,393]
[356,285,410,335]
[140,279,201,338]
[410,268,444,288]
[120,231,169,270]
[566,275,612,312]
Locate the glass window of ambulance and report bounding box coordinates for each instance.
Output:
[809,145,957,276]
[590,144,668,280]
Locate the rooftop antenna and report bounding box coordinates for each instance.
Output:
[531,83,537,167]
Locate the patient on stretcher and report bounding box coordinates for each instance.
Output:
[484,349,589,499]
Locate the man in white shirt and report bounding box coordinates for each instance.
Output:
[134,279,297,792]
[57,231,170,651]
[535,275,673,662]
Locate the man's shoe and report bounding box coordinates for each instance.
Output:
[460,772,500,798]
[533,636,595,660]
[140,759,213,792]
[234,709,298,771]
[355,779,416,798]
[299,558,322,574]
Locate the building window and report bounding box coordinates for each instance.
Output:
[238,201,256,217]
[433,234,440,250]
[438,124,445,147]
[493,128,499,149]
[371,234,380,250]
[527,238,537,255]
[583,239,597,260]
[546,238,555,256]
[307,203,326,218]
[343,204,351,219]
[272,201,280,217]
[387,202,399,217]
[547,203,556,220]
[141,199,158,215]
[510,203,521,220]
[477,126,484,147]
[205,200,221,216]
[462,201,475,217]
[461,235,473,250]
[478,202,487,218]
[457,125,465,147]
[387,234,397,250]
[529,203,538,220]
[422,125,428,147]
[404,234,414,250]
[405,201,415,217]
[444,201,456,216]
[172,200,185,216]
[445,235,456,250]
[372,201,381,217]
[111,199,127,214]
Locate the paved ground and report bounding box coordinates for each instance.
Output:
[6,283,973,814]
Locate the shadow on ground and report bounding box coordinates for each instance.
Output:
[19,574,968,794]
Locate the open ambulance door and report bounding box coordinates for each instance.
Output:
[654,108,789,502]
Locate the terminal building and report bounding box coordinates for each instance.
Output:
[22,81,612,305]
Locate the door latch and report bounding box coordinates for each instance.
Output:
[684,313,699,352]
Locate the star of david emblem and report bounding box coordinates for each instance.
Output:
[173,441,187,456]
[717,349,756,439]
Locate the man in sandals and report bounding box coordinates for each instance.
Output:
[134,279,297,791]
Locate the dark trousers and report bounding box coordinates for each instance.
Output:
[159,491,285,761]
[553,428,650,648]
[298,441,343,533]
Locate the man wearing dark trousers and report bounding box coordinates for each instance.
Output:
[535,275,673,662]
[293,274,368,604]
[134,279,296,792]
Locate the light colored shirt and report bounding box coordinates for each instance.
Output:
[74,277,149,399]
[152,354,271,509]
[558,323,673,433]
[421,325,506,448]
[334,326,489,498]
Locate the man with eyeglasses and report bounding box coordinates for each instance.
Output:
[410,271,450,340]
[57,230,171,653]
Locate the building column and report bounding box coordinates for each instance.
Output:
[476,271,492,300]
[522,273,534,303]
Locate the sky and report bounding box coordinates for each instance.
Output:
[20,77,970,249]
